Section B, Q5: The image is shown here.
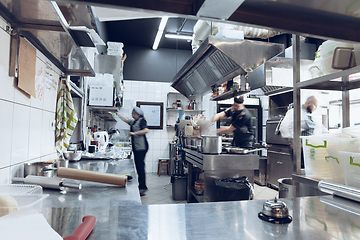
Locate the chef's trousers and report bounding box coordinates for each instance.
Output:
[134,150,148,190]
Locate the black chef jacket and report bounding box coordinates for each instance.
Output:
[224,107,254,148]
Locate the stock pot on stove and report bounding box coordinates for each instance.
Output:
[201,136,222,154]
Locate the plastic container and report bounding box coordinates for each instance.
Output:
[0,184,43,195]
[0,194,48,216]
[314,40,354,75]
[340,151,360,189]
[301,133,360,184]
[341,125,360,138]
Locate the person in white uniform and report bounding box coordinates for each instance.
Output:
[279,96,318,168]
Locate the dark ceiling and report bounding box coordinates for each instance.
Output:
[105,17,197,51]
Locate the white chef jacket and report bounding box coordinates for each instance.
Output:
[279,106,316,139]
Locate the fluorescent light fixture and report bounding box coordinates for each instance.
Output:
[165,33,193,40]
[152,16,169,50]
[159,16,169,31]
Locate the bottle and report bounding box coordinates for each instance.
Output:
[85,127,92,152]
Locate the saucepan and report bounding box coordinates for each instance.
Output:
[24,161,55,177]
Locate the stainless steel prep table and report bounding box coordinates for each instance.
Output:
[184,148,259,202]
[44,195,360,239]
[42,158,141,208]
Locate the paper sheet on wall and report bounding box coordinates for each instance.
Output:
[35,59,45,101]
[18,37,36,97]
[141,105,161,127]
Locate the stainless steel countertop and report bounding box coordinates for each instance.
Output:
[44,195,360,239]
[42,159,141,208]
[42,159,360,239]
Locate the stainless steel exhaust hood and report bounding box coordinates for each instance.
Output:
[171,36,284,99]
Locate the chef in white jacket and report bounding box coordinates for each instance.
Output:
[279,96,318,168]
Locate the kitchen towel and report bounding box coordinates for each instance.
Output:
[56,78,78,153]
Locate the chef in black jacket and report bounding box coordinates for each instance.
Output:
[210,95,254,148]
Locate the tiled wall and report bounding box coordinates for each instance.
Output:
[107,80,216,173]
[0,22,61,183]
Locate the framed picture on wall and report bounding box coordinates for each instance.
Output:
[136,101,163,129]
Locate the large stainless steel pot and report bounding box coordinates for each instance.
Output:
[201,136,222,154]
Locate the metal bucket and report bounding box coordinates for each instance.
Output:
[278,178,296,198]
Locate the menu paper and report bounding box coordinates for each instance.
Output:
[18,37,36,98]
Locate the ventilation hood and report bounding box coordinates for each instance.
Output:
[171,36,284,99]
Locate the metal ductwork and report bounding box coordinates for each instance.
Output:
[191,20,280,53]
[247,43,317,95]
[171,35,284,99]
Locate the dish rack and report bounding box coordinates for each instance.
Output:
[0,184,48,216]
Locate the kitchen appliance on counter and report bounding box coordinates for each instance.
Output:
[93,131,109,152]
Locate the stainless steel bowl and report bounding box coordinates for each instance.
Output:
[63,151,83,161]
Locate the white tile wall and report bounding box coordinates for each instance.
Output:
[11,104,30,165]
[110,80,180,173]
[111,80,217,173]
[0,26,60,183]
[0,100,13,168]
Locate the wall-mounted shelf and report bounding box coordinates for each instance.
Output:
[89,106,119,122]
[166,108,205,112]
[210,89,249,101]
[297,65,360,90]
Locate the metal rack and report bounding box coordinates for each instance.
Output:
[292,35,355,174]
[210,88,249,101]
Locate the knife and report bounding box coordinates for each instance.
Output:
[63,215,96,240]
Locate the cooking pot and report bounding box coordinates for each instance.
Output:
[24,161,55,177]
[201,136,222,154]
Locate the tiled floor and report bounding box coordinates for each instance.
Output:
[141,173,279,205]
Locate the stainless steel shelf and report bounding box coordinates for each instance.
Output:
[89,106,119,122]
[189,189,205,203]
[297,65,360,90]
[210,89,249,101]
[166,108,204,112]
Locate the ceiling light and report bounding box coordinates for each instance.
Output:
[165,34,193,40]
[152,16,169,50]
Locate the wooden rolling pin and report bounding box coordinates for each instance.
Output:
[57,167,127,187]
